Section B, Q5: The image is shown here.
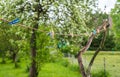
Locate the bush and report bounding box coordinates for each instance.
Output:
[59,58,70,67]
[60,45,79,56]
[49,50,63,63]
[57,58,79,72]
[85,33,116,51]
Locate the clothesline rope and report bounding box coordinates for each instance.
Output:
[0,18,89,37]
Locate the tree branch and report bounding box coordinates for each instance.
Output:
[77,19,110,77]
[86,31,107,76]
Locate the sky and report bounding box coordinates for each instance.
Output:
[98,0,117,13]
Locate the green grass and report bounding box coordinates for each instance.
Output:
[83,51,120,77]
[0,61,28,77]
[0,51,120,77]
[0,59,81,77]
[39,63,81,77]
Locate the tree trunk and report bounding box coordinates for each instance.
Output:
[86,31,107,77]
[30,24,38,77]
[1,52,6,63]
[78,32,107,77]
[78,53,87,77]
[29,1,41,77]
[12,51,19,68]
[77,34,95,77]
[13,52,16,62]
[77,17,110,77]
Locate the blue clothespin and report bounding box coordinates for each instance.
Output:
[48,30,54,38]
[47,32,51,36]
[9,18,20,25]
[48,32,53,38]
[92,30,96,35]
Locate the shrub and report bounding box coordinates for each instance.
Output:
[59,58,70,67]
[60,45,79,56]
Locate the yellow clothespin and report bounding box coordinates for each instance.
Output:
[51,28,54,39]
[70,32,74,37]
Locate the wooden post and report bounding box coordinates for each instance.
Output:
[104,57,106,77]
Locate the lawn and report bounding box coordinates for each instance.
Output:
[83,51,120,77]
[0,60,28,77]
[39,63,81,77]
[0,51,120,77]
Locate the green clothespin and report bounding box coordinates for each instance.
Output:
[92,30,96,35]
[57,42,62,48]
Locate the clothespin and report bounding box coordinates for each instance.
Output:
[9,18,20,25]
[92,30,96,35]
[48,28,54,39]
[70,32,74,37]
[51,29,54,38]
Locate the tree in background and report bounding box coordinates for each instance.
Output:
[111,0,120,50]
[0,0,53,77]
[89,33,115,51]
[8,26,28,68]
[0,23,11,63]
